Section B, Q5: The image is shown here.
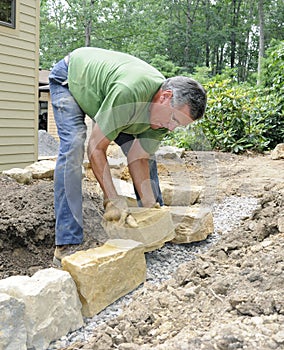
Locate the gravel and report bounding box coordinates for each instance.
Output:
[47,195,258,349]
[38,130,59,157]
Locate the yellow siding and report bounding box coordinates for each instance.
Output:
[48,98,59,141]
[0,0,39,171]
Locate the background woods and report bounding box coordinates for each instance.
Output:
[40,0,283,153]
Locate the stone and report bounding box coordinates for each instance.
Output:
[62,239,146,317]
[2,168,33,184]
[0,268,83,350]
[271,143,284,160]
[170,205,214,244]
[25,159,56,179]
[156,146,185,160]
[161,182,203,206]
[108,156,127,169]
[102,207,175,252]
[278,216,284,233]
[0,293,27,350]
[273,330,284,344]
[106,142,125,158]
[112,178,136,200]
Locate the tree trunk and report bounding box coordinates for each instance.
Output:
[257,0,265,85]
[84,0,95,47]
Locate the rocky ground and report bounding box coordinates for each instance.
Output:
[0,150,283,350]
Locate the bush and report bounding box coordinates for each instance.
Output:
[164,77,282,153]
[200,80,272,153]
[162,42,283,153]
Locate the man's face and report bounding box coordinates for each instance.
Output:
[149,90,194,131]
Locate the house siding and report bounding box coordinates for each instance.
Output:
[0,0,39,171]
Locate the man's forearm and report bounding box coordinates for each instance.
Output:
[128,158,156,207]
[88,147,117,201]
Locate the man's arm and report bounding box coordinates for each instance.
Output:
[127,139,157,207]
[87,123,117,201]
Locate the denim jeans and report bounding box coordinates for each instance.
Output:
[49,59,163,245]
[49,59,86,245]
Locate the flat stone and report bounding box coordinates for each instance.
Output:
[113,178,136,199]
[2,168,33,184]
[161,183,203,206]
[271,143,284,160]
[156,146,185,160]
[62,239,146,317]
[0,293,27,350]
[102,207,175,252]
[0,268,83,350]
[25,159,56,179]
[170,205,214,244]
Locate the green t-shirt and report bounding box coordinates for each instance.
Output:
[68,47,168,154]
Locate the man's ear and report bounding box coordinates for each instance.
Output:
[160,89,173,102]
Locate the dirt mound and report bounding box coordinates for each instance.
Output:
[0,176,105,279]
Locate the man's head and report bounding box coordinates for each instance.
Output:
[149,76,207,131]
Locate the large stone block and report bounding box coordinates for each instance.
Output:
[102,207,175,252]
[62,239,146,317]
[170,205,214,244]
[0,293,27,350]
[0,268,83,350]
[161,182,203,206]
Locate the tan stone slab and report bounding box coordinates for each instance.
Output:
[161,183,203,206]
[62,239,146,317]
[25,160,56,179]
[170,205,214,244]
[278,216,284,233]
[102,207,175,252]
[271,143,284,160]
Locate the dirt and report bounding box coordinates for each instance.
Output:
[0,151,283,350]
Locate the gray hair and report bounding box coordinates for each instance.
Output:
[161,76,207,120]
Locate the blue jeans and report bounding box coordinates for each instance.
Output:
[49,59,86,245]
[49,59,163,245]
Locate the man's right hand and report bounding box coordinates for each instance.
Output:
[103,196,138,228]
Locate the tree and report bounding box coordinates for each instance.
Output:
[257,0,265,85]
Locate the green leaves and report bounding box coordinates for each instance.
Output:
[164,41,284,154]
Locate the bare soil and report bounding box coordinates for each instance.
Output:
[0,151,283,350]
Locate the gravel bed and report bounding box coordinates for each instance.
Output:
[38,130,59,157]
[47,195,258,349]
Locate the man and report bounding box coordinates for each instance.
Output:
[49,47,207,266]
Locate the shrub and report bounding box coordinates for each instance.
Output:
[162,41,283,153]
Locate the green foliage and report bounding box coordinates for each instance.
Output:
[149,55,181,78]
[165,80,283,153]
[260,40,284,147]
[162,124,212,151]
[39,1,283,153]
[262,40,284,91]
[191,66,212,85]
[164,40,284,154]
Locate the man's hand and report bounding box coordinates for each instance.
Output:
[103,196,138,228]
